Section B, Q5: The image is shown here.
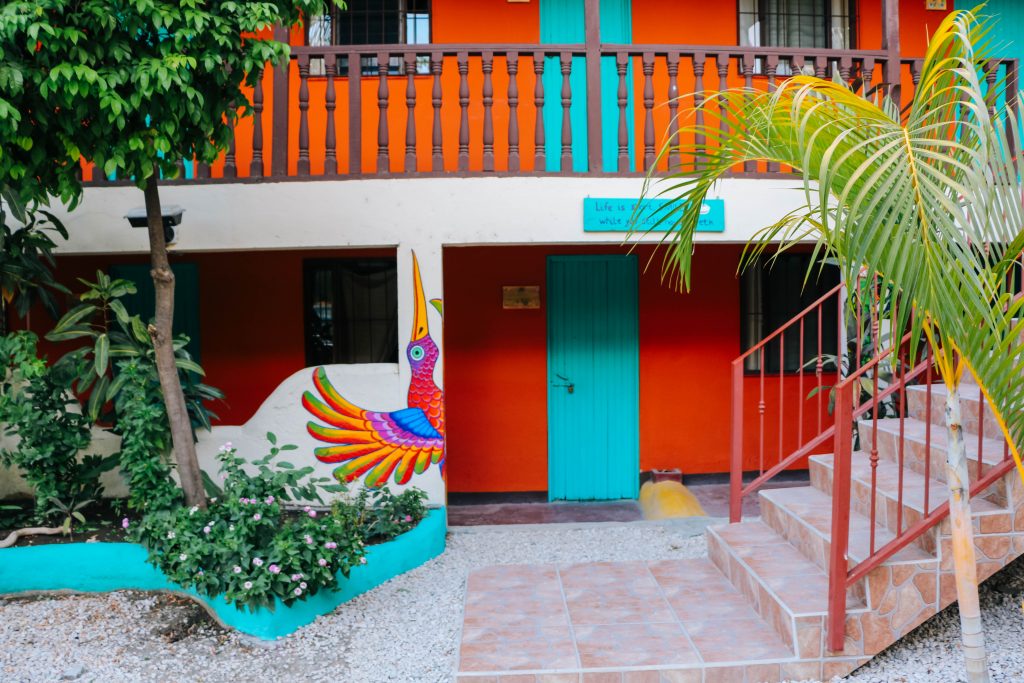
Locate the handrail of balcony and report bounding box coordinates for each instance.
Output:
[81,43,913,185]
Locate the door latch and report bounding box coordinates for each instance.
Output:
[553,373,575,394]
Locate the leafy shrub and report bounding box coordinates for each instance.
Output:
[344,486,429,543]
[112,361,180,513]
[0,332,114,520]
[133,435,364,612]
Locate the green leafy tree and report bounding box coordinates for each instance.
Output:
[0,0,341,507]
[636,11,1024,681]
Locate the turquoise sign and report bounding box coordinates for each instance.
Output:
[583,197,725,233]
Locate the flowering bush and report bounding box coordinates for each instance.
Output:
[343,485,429,543]
[133,435,365,612]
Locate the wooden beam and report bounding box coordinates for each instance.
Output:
[271,24,291,178]
[881,0,901,101]
[584,0,603,173]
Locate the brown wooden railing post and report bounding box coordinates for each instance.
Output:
[271,25,290,177]
[583,0,602,172]
[250,75,265,177]
[404,52,418,173]
[667,52,681,171]
[196,160,211,179]
[741,55,755,173]
[765,56,779,173]
[827,381,854,653]
[642,52,655,170]
[482,50,495,172]
[693,52,706,168]
[223,115,237,178]
[533,52,546,171]
[730,359,745,523]
[616,51,629,172]
[324,53,338,176]
[376,51,390,174]
[717,52,730,141]
[431,53,444,172]
[348,51,363,175]
[507,52,521,172]
[297,54,311,176]
[559,51,573,172]
[458,52,470,172]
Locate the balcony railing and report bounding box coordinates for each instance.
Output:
[82,43,1009,185]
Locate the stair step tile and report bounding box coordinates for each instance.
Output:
[858,417,1010,505]
[707,520,867,660]
[760,485,936,570]
[907,383,999,437]
[809,452,1008,547]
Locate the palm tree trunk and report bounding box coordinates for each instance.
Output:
[143,171,206,509]
[944,381,989,682]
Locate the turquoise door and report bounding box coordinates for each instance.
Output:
[547,255,639,500]
[540,0,635,172]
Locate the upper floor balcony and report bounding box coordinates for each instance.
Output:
[80,0,1020,186]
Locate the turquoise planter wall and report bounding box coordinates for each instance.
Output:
[0,507,446,640]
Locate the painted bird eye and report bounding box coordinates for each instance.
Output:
[410,346,425,361]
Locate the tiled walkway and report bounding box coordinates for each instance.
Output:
[456,559,804,682]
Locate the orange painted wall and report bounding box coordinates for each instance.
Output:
[443,244,835,493]
[35,249,393,425]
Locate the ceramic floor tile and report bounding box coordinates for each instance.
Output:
[574,622,700,668]
[459,635,579,672]
[684,618,793,663]
[564,583,676,625]
[667,588,761,622]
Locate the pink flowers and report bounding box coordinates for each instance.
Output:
[324,541,338,550]
[243,581,253,590]
[265,496,275,505]
[268,564,281,575]
[252,558,264,567]
[303,535,313,545]
[317,558,327,567]
[404,515,413,523]
[308,510,317,518]
[252,513,262,521]
[299,581,307,589]
[359,557,367,565]
[293,587,303,596]
[233,566,242,574]
[239,497,250,504]
[290,573,303,581]
[121,518,130,529]
[202,526,211,535]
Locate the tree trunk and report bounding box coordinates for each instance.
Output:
[944,381,990,682]
[143,171,206,509]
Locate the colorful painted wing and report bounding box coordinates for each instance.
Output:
[302,367,444,487]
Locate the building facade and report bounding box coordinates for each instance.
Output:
[31,0,1018,507]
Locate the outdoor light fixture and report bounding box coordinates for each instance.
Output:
[125,205,183,244]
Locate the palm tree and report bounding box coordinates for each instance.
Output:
[635,10,1024,682]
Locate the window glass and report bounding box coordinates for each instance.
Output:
[740,254,840,373]
[738,0,854,50]
[304,258,399,366]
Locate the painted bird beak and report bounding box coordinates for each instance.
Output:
[411,252,429,341]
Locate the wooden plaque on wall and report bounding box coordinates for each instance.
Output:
[502,286,541,309]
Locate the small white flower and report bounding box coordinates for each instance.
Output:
[293,587,302,596]
[202,526,211,535]
[252,513,262,521]
[233,566,242,574]
[166,531,176,540]
[188,506,198,516]
[178,553,188,561]
[252,558,264,567]
[299,582,307,589]
[229,525,235,531]
[359,557,367,565]
[243,581,253,590]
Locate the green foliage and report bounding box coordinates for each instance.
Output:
[133,436,365,612]
[113,361,181,514]
[44,495,93,535]
[0,0,341,198]
[0,332,115,521]
[0,184,69,325]
[47,270,222,428]
[340,485,429,543]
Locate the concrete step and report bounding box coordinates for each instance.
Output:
[809,452,1010,552]
[857,417,1010,506]
[706,520,868,660]
[907,382,1002,438]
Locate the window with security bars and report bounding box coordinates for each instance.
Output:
[304,258,399,366]
[740,253,840,374]
[739,0,855,51]
[307,0,431,75]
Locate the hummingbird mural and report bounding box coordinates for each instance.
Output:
[302,253,445,488]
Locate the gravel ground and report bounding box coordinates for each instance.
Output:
[1,519,1023,683]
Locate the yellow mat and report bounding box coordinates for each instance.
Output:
[639,480,706,519]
